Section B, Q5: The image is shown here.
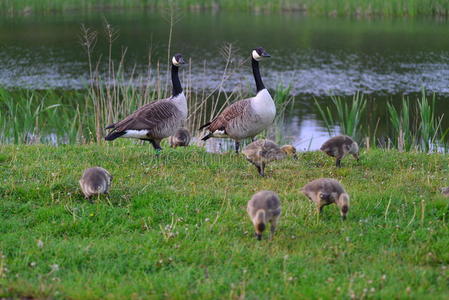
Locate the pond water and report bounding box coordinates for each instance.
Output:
[1,11,449,149]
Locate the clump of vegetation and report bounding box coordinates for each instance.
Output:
[0,89,91,144]
[315,91,448,153]
[315,92,367,141]
[0,144,448,299]
[386,91,447,152]
[1,0,449,17]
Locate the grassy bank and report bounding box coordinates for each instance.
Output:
[0,144,448,299]
[1,0,449,17]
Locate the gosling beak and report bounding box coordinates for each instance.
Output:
[261,50,271,57]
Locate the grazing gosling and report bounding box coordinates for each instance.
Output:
[440,187,449,196]
[301,178,350,220]
[247,190,281,240]
[242,139,288,176]
[280,144,298,159]
[168,128,191,148]
[320,135,359,167]
[79,167,112,199]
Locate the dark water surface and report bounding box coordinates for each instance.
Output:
[1,11,449,148]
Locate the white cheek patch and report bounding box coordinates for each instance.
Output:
[252,50,262,61]
[122,130,149,139]
[172,56,180,66]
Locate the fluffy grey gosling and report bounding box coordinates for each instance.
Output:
[320,135,359,167]
[440,187,449,196]
[247,190,281,240]
[79,167,112,199]
[242,139,290,176]
[168,128,191,148]
[301,178,350,220]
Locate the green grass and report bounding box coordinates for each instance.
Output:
[0,144,448,299]
[1,0,449,16]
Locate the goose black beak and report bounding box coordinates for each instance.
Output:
[261,51,271,57]
[255,233,262,240]
[179,57,187,65]
[293,154,298,160]
[341,215,347,221]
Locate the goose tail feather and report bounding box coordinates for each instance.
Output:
[199,122,211,130]
[105,131,125,141]
[201,133,213,141]
[105,123,115,130]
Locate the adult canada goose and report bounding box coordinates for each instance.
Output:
[301,178,350,220]
[242,139,294,176]
[200,47,276,153]
[320,135,359,167]
[104,54,188,152]
[247,190,281,240]
[79,167,112,199]
[168,128,191,148]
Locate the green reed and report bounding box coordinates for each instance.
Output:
[315,92,367,142]
[386,91,447,152]
[416,92,445,152]
[0,89,91,144]
[387,98,413,152]
[2,0,448,17]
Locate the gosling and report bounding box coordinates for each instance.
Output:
[280,144,298,159]
[247,190,281,240]
[301,178,350,220]
[440,187,449,196]
[320,135,359,167]
[168,128,191,148]
[242,140,296,176]
[79,167,112,199]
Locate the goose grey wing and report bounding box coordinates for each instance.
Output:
[114,100,180,132]
[207,98,251,132]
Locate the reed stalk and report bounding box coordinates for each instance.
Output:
[315,92,366,141]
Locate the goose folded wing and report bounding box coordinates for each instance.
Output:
[208,99,250,132]
[114,101,179,132]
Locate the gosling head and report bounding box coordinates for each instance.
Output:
[252,47,271,61]
[349,141,360,161]
[336,193,350,220]
[255,223,266,240]
[281,145,298,159]
[79,167,113,199]
[252,209,267,240]
[172,53,187,67]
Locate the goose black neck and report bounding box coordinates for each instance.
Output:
[252,57,265,93]
[171,64,182,97]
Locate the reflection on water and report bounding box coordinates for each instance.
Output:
[1,11,449,149]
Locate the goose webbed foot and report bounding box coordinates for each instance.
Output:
[256,165,265,176]
[256,164,265,176]
[149,139,162,154]
[235,141,240,153]
[336,158,342,168]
